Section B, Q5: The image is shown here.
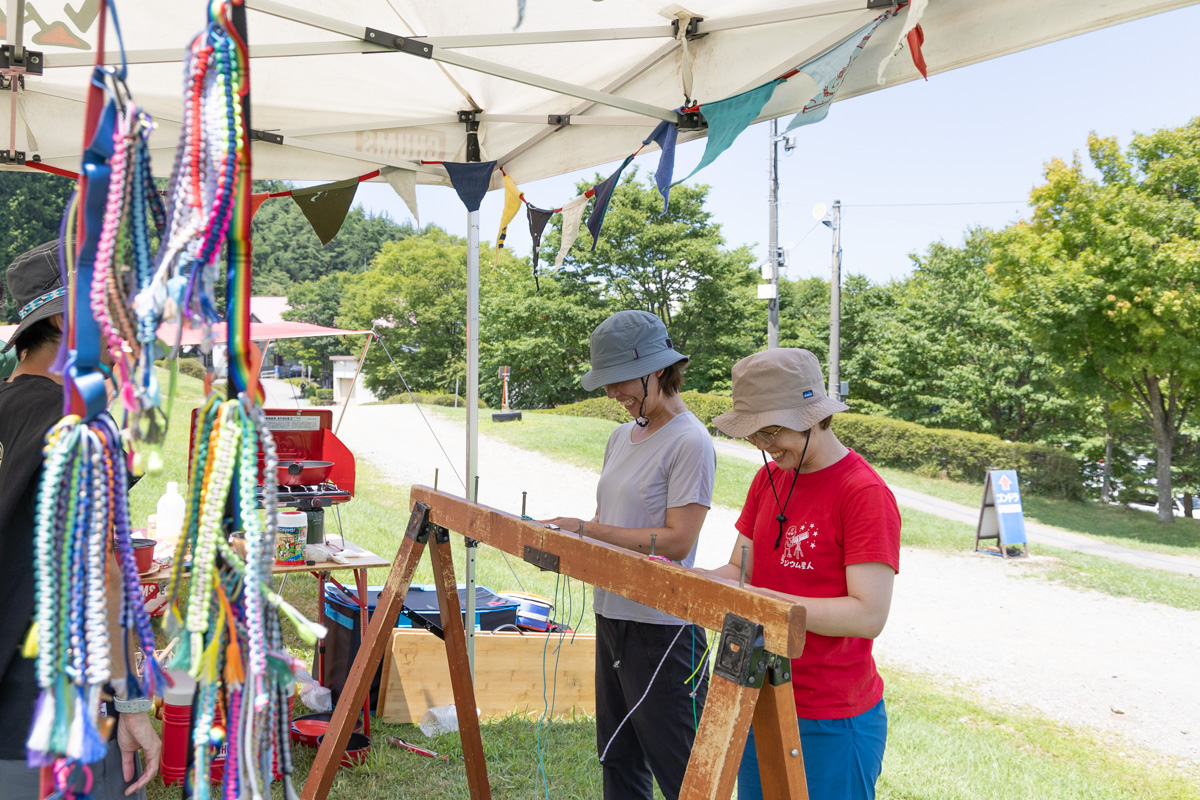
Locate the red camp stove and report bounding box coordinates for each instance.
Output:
[256,408,355,511]
[190,407,356,514]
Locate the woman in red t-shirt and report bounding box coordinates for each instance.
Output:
[708,348,900,800]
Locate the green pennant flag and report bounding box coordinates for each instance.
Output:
[675,80,782,185]
[291,177,360,245]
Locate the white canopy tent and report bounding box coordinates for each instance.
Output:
[3,0,1195,670]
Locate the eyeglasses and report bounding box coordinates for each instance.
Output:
[744,426,784,447]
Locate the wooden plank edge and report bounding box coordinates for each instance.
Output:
[410,486,807,659]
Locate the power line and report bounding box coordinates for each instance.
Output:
[846,200,1026,208]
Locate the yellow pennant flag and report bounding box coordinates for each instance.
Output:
[496,173,522,259]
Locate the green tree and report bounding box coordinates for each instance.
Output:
[993,119,1200,523]
[274,272,365,375]
[0,172,75,321]
[479,264,610,409]
[249,180,416,295]
[546,170,758,393]
[339,230,525,398]
[866,231,1071,441]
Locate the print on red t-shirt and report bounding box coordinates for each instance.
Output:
[735,449,901,719]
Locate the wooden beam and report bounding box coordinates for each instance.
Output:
[410,486,807,658]
[429,538,492,798]
[302,531,427,800]
[753,680,808,799]
[678,675,758,799]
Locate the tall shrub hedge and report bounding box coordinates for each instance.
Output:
[831,414,1081,499]
[551,395,1081,499]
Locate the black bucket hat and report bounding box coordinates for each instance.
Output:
[3,240,66,354]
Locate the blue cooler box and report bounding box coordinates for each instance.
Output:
[322,584,520,710]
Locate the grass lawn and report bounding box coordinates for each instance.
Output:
[138,385,1198,798]
[875,466,1200,558]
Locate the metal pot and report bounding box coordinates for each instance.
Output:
[277,460,334,486]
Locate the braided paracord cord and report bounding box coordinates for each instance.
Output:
[186,402,240,645]
[83,429,111,687]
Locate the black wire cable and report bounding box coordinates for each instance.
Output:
[764,429,811,549]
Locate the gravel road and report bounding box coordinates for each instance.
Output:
[328,400,1200,771]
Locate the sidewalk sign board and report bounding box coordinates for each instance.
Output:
[975,469,1029,558]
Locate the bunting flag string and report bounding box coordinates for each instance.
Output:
[526,203,554,275]
[785,14,891,132]
[642,116,679,212]
[586,155,634,251]
[877,0,929,84]
[291,176,360,246]
[555,194,590,268]
[444,160,498,213]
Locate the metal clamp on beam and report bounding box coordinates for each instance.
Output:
[765,652,792,686]
[713,613,768,688]
[523,545,560,573]
[677,112,706,130]
[547,114,570,126]
[364,28,433,59]
[0,150,27,166]
[0,46,44,76]
[671,16,706,40]
[866,0,894,7]
[405,501,433,544]
[250,128,284,145]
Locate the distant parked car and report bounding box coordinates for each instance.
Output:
[288,364,304,378]
[1126,497,1196,518]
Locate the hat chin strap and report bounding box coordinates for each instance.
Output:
[634,375,651,428]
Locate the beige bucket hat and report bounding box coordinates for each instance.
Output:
[712,348,849,438]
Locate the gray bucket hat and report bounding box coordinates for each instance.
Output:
[580,310,687,392]
[3,240,66,354]
[712,348,849,438]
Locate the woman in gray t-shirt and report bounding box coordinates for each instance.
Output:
[545,310,715,800]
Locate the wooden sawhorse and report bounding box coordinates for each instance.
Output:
[303,489,810,800]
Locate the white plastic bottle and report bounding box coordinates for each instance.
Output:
[156,481,186,556]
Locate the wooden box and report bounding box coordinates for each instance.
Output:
[377,629,597,723]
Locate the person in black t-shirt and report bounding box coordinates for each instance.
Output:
[0,241,160,798]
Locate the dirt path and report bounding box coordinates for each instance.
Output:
[331,401,1200,770]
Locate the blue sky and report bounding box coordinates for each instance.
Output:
[348,5,1200,287]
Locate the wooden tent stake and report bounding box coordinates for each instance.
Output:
[305,489,808,800]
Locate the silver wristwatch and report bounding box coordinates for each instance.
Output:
[113,695,154,714]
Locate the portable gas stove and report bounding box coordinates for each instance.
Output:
[190,407,357,531]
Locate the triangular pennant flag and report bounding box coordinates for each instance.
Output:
[642,118,678,212]
[786,16,890,132]
[586,155,634,251]
[444,161,497,213]
[250,192,270,218]
[291,177,359,245]
[907,23,928,80]
[527,204,553,269]
[555,195,589,268]
[675,81,781,184]
[497,173,522,250]
[383,167,420,225]
[876,0,928,85]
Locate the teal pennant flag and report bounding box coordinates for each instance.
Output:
[674,80,782,184]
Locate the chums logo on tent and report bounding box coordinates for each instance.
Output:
[356,128,447,161]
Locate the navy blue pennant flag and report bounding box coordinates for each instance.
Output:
[586,155,634,251]
[443,160,497,212]
[642,117,679,212]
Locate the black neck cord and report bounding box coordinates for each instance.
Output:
[764,430,811,549]
[634,375,650,428]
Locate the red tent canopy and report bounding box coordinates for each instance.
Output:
[3,321,368,346]
[159,321,370,347]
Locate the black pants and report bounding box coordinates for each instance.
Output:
[595,614,709,800]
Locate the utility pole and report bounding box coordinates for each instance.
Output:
[828,199,842,401]
[767,119,781,349]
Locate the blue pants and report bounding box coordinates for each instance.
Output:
[737,698,887,800]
